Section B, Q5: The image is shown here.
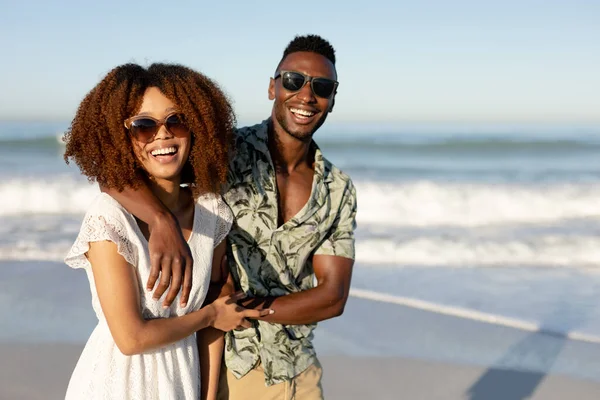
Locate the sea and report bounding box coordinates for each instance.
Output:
[3,120,600,381]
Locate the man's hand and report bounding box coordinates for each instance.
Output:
[147,212,193,308]
[209,292,273,331]
[99,182,193,308]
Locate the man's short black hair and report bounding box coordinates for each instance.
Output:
[278,34,336,67]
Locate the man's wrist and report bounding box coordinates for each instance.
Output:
[239,296,274,310]
[149,209,178,231]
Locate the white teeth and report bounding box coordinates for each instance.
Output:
[151,147,177,156]
[290,108,315,117]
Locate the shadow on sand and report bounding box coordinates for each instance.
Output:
[466,301,588,400]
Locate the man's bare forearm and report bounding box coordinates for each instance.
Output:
[101,183,172,225]
[240,285,347,325]
[99,182,193,307]
[239,255,353,325]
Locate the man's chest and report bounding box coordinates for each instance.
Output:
[275,169,314,227]
[226,169,334,255]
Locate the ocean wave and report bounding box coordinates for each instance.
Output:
[3,183,600,270]
[356,235,600,268]
[0,239,74,262]
[356,180,600,227]
[3,178,600,228]
[0,134,65,149]
[4,232,600,270]
[0,177,98,216]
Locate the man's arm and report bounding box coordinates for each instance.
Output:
[240,254,353,325]
[240,180,357,325]
[101,183,193,308]
[88,240,265,356]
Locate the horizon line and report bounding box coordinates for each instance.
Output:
[1,117,600,127]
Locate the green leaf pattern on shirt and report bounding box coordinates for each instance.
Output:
[222,119,357,386]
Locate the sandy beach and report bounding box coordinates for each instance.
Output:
[2,342,600,400]
[3,264,600,399]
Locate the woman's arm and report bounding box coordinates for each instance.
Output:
[197,241,235,400]
[197,327,225,400]
[87,240,269,356]
[101,183,193,308]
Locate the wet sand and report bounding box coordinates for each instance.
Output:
[2,343,600,400]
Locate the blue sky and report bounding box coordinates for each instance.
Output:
[0,0,598,124]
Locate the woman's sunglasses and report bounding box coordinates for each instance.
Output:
[274,71,338,98]
[124,113,189,143]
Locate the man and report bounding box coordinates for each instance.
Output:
[109,34,357,399]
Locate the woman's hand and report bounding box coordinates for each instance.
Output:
[209,292,273,331]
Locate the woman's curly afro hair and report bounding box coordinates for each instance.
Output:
[63,63,236,197]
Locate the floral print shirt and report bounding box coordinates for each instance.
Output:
[222,119,357,385]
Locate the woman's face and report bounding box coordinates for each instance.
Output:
[128,87,192,183]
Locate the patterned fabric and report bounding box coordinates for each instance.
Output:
[223,119,357,386]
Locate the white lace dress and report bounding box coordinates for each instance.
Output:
[64,192,233,400]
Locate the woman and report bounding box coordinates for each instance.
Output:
[62,63,269,400]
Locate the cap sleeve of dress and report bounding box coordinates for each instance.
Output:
[214,195,233,248]
[65,193,138,270]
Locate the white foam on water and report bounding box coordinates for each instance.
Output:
[356,235,600,268]
[3,178,600,227]
[0,177,98,216]
[0,241,70,262]
[355,180,600,227]
[2,178,600,272]
[1,178,600,269]
[6,233,600,272]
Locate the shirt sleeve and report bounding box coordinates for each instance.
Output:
[314,180,357,259]
[64,194,138,270]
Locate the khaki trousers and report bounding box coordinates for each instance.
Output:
[217,359,324,400]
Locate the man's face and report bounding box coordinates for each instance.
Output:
[269,51,337,142]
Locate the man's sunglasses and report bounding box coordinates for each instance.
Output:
[274,71,338,98]
[124,113,189,143]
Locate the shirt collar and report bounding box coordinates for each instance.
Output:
[255,118,334,185]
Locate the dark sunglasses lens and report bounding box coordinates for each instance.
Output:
[130,118,158,140]
[165,115,188,136]
[282,72,306,92]
[312,78,336,98]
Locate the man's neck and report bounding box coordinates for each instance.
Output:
[268,120,314,175]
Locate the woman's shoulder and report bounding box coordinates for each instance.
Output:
[194,192,224,208]
[193,192,233,232]
[66,193,140,270]
[85,192,131,213]
[82,193,136,227]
